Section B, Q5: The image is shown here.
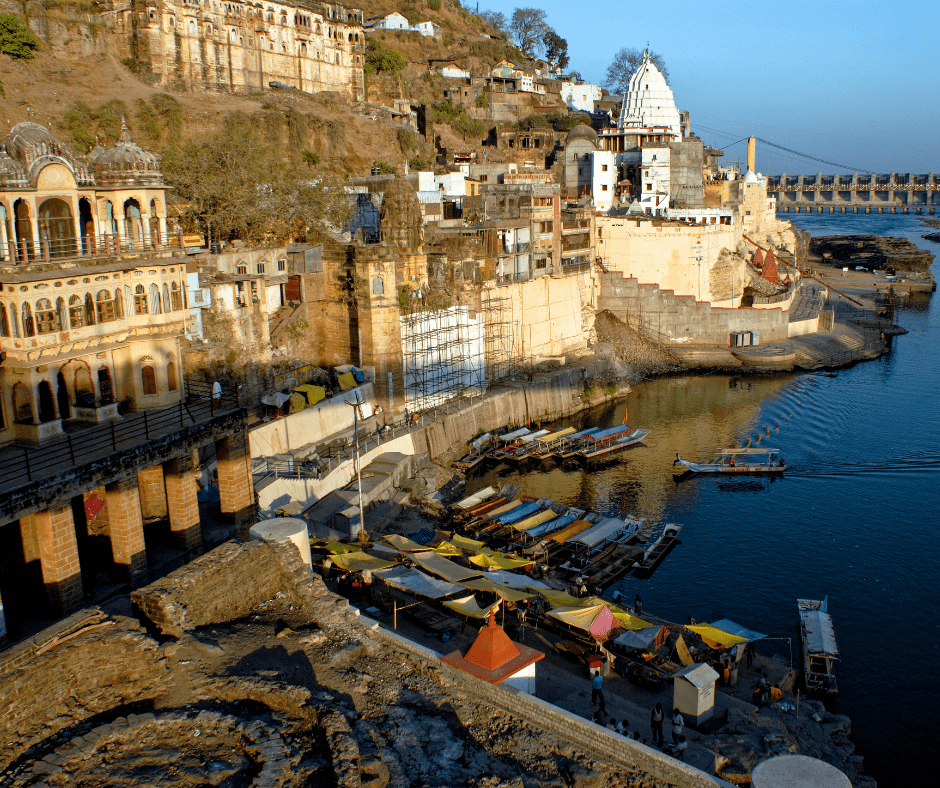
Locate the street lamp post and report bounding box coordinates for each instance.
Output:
[347,398,367,547]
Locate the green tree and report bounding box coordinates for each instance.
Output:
[62,99,130,152]
[161,112,348,242]
[543,30,569,72]
[0,13,39,60]
[364,40,406,76]
[427,0,442,9]
[135,94,183,144]
[452,113,486,142]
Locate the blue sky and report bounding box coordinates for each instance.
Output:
[480,0,939,174]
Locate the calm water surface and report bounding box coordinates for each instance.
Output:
[467,214,940,788]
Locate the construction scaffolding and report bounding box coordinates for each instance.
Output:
[400,300,485,413]
[481,288,519,383]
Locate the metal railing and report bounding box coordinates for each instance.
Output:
[0,383,238,488]
[0,231,187,267]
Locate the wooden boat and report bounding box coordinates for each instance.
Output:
[798,598,839,695]
[674,447,787,474]
[632,523,683,573]
[577,425,651,462]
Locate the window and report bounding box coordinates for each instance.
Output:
[601,164,608,172]
[236,264,247,274]
[69,295,85,327]
[96,290,117,323]
[141,365,157,395]
[0,304,9,337]
[372,276,384,295]
[35,298,58,334]
[167,361,178,391]
[602,184,608,192]
[256,263,265,274]
[149,284,162,314]
[21,302,35,337]
[134,284,147,314]
[170,281,182,311]
[277,259,286,272]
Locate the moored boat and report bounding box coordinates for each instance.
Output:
[798,597,839,695]
[577,425,651,462]
[674,447,787,473]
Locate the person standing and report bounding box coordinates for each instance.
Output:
[671,708,684,744]
[211,379,222,409]
[650,702,665,747]
[591,669,604,707]
[634,594,643,616]
[672,735,687,761]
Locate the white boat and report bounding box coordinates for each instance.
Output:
[798,598,839,694]
[674,447,787,473]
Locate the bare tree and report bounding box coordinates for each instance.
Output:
[604,48,670,95]
[510,7,548,58]
[478,9,507,34]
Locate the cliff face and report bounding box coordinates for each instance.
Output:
[2,1,115,59]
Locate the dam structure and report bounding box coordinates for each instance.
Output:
[769,172,939,214]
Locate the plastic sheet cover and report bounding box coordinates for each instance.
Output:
[454,487,496,510]
[710,618,766,643]
[547,604,620,642]
[410,551,482,583]
[468,552,533,571]
[496,501,541,524]
[526,514,575,538]
[512,509,557,532]
[444,595,499,619]
[374,565,463,599]
[330,551,396,572]
[459,577,534,603]
[686,624,749,648]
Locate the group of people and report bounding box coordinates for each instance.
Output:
[590,671,688,761]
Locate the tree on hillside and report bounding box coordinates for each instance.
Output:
[0,13,39,60]
[509,8,547,58]
[161,112,348,243]
[478,9,507,34]
[543,30,569,72]
[604,48,670,95]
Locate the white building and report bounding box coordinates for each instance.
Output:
[438,64,470,80]
[638,146,671,214]
[368,12,408,30]
[410,21,435,37]
[418,171,466,200]
[518,75,546,94]
[618,50,683,139]
[560,82,603,113]
[590,151,617,211]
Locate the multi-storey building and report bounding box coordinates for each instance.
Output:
[102,1,365,98]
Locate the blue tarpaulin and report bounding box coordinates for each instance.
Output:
[526,514,576,538]
[496,501,541,524]
[586,424,633,441]
[710,618,766,642]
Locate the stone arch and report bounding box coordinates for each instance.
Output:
[134,284,148,314]
[0,303,9,337]
[68,295,85,328]
[170,281,182,311]
[141,365,157,395]
[167,361,178,391]
[96,289,117,323]
[56,296,67,330]
[123,198,143,247]
[98,366,114,404]
[74,363,94,406]
[35,297,57,334]
[38,198,76,259]
[372,276,384,295]
[56,369,71,420]
[37,379,56,423]
[149,283,162,314]
[12,381,33,423]
[21,302,35,337]
[13,198,34,261]
[79,197,94,254]
[84,292,96,325]
[162,283,171,313]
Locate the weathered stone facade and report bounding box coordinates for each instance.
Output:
[102,0,365,98]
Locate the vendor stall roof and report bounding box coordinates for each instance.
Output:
[444,595,499,619]
[685,624,749,648]
[613,625,666,651]
[374,565,463,599]
[468,552,533,571]
[548,604,620,642]
[382,534,431,552]
[710,618,766,643]
[330,551,397,572]
[410,551,483,584]
[460,577,534,603]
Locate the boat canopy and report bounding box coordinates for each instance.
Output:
[513,509,557,531]
[585,424,633,442]
[485,499,524,518]
[497,428,531,442]
[374,565,463,599]
[518,429,550,444]
[718,448,781,455]
[574,517,633,547]
[799,602,839,657]
[563,427,601,442]
[454,486,496,510]
[495,501,541,524]
[549,519,593,543]
[526,513,576,538]
[535,427,576,445]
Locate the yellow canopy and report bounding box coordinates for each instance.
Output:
[288,392,307,413]
[607,606,654,631]
[486,499,524,518]
[294,384,325,406]
[447,533,485,553]
[430,540,462,557]
[330,551,396,572]
[337,371,357,391]
[685,624,748,648]
[512,509,557,531]
[382,534,431,552]
[460,577,533,603]
[322,541,362,555]
[675,633,694,665]
[537,588,585,609]
[535,427,576,444]
[468,552,533,571]
[443,595,499,619]
[549,519,593,543]
[410,551,482,583]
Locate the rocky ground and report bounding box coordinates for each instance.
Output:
[809,235,935,275]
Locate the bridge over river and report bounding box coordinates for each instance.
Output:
[768,172,939,214]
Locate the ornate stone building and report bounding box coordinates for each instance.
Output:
[102,1,365,98]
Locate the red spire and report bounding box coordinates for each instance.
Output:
[763,247,780,283]
[463,611,520,671]
[753,248,764,267]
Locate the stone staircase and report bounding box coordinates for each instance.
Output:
[787,283,825,324]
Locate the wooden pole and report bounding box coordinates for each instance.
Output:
[393,601,397,631]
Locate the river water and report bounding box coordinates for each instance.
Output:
[466,214,939,788]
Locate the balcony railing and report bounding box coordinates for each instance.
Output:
[1,231,186,268]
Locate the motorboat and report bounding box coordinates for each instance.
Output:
[674,447,787,473]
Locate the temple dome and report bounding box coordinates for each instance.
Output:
[91,119,160,172]
[4,122,64,163]
[567,124,598,144]
[0,145,28,187]
[742,169,759,184]
[617,50,682,139]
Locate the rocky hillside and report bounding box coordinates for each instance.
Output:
[0,1,528,176]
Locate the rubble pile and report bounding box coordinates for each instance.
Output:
[809,235,935,274]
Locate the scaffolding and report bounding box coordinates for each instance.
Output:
[400,299,485,414]
[481,288,519,382]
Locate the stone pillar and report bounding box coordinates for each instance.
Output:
[26,505,83,614]
[137,465,168,520]
[164,453,202,550]
[141,211,152,249]
[105,476,148,581]
[159,216,168,247]
[28,197,41,259]
[216,431,255,537]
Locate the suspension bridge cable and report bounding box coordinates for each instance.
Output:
[754,137,875,174]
